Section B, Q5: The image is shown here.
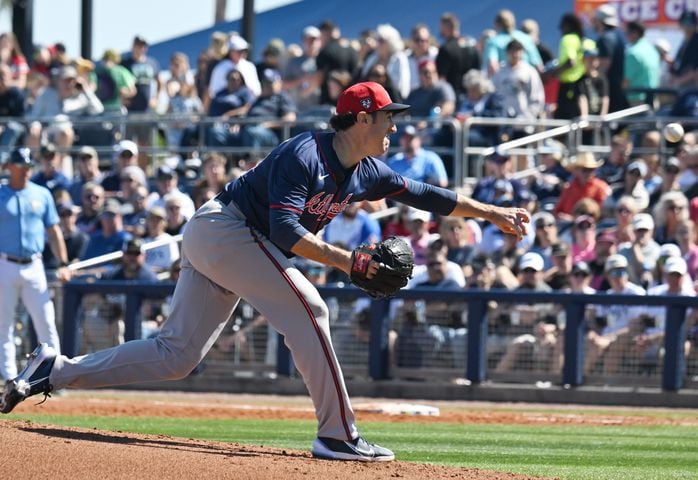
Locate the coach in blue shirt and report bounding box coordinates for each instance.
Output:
[0,147,69,380]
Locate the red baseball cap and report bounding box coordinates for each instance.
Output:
[336,81,410,115]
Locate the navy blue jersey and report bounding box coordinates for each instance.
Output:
[226,131,457,254]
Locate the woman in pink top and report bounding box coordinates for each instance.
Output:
[571,214,596,263]
[676,219,698,280]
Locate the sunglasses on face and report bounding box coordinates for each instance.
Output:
[577,222,593,230]
[573,271,589,277]
[616,207,631,214]
[536,222,555,229]
[608,269,626,278]
[667,205,684,212]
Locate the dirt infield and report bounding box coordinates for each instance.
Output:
[1,390,695,479]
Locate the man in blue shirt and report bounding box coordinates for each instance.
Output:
[387,126,449,187]
[0,148,69,381]
[30,143,71,194]
[81,199,132,261]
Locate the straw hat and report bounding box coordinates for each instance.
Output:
[564,151,603,170]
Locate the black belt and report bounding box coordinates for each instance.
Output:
[215,190,233,205]
[1,253,34,264]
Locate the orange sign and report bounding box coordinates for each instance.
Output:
[575,0,698,26]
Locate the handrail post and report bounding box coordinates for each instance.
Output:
[466,299,488,383]
[663,305,687,391]
[562,302,586,386]
[368,298,391,380]
[61,285,83,358]
[124,292,143,341]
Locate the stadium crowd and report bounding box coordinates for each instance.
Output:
[2,4,698,379]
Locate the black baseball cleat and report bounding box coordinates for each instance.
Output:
[0,344,56,414]
[311,436,395,462]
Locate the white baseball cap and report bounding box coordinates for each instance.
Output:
[664,257,687,275]
[116,139,139,157]
[406,207,431,223]
[659,243,681,259]
[228,36,249,51]
[519,252,544,272]
[605,254,628,272]
[633,213,654,231]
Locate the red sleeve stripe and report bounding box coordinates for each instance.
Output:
[270,204,303,214]
[386,178,409,197]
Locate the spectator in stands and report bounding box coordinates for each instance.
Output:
[30,143,71,194]
[0,32,28,89]
[101,140,139,194]
[121,35,161,114]
[571,214,597,264]
[623,21,660,106]
[238,68,297,148]
[586,254,645,374]
[163,194,187,236]
[146,165,196,220]
[208,35,260,106]
[316,20,358,105]
[143,206,180,273]
[405,60,455,120]
[76,181,105,234]
[106,238,158,281]
[404,207,438,266]
[456,69,508,148]
[649,156,681,207]
[117,164,148,204]
[362,63,402,106]
[164,52,203,149]
[0,64,25,158]
[322,202,381,250]
[411,245,462,290]
[528,139,570,205]
[407,24,438,92]
[360,24,410,101]
[529,211,559,269]
[611,195,638,245]
[205,68,256,145]
[438,216,475,270]
[545,241,572,290]
[652,191,689,245]
[386,126,448,187]
[484,9,542,76]
[592,4,628,112]
[28,65,105,149]
[521,19,554,66]
[548,13,588,119]
[494,252,558,374]
[122,184,149,238]
[282,26,322,111]
[669,10,698,90]
[577,47,609,145]
[92,49,136,113]
[435,12,480,96]
[678,144,698,192]
[69,146,102,206]
[604,159,650,214]
[589,229,616,291]
[42,201,88,269]
[81,199,132,260]
[492,40,545,132]
[596,135,631,186]
[676,219,698,280]
[619,213,661,287]
[554,152,609,221]
[193,152,227,198]
[472,150,526,205]
[382,204,411,239]
[255,38,286,82]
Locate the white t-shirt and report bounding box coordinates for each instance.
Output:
[209,58,261,97]
[597,282,646,335]
[144,233,180,271]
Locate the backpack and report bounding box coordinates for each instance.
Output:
[94,67,117,103]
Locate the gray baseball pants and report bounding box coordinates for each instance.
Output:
[50,198,359,441]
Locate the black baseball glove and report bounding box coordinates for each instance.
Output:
[350,236,414,299]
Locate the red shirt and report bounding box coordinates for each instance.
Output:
[554,176,609,216]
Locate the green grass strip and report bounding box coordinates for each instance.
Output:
[7,414,698,480]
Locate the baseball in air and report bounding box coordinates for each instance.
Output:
[664,123,684,143]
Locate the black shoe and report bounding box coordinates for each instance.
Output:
[0,344,56,414]
[311,436,395,462]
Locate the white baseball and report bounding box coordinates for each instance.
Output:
[663,123,684,143]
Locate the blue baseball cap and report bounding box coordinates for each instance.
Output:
[8,147,33,166]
